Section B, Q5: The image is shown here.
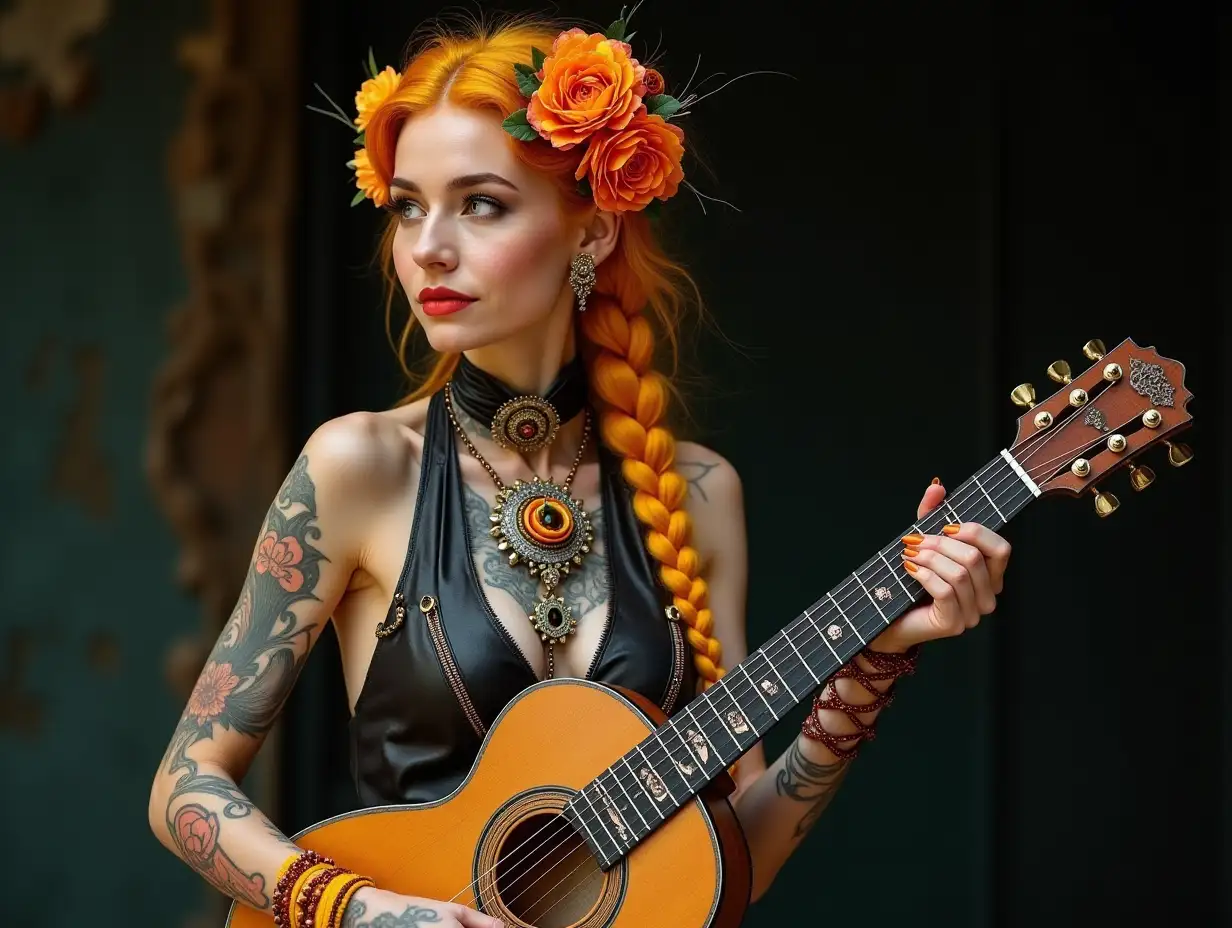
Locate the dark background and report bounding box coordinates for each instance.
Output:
[282,2,1228,926]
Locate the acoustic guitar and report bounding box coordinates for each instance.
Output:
[228,336,1193,928]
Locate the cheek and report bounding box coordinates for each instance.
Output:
[471,223,568,293]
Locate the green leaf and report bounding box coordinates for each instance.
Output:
[501,108,540,142]
[513,62,542,97]
[576,175,593,198]
[367,47,378,79]
[350,189,367,207]
[643,198,662,220]
[605,18,627,41]
[354,131,365,145]
[530,46,546,71]
[645,94,682,118]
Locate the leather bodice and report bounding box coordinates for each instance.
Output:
[349,389,694,806]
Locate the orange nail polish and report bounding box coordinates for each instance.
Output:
[904,560,918,573]
[931,477,941,485]
[942,524,960,535]
[903,546,920,557]
[902,533,923,546]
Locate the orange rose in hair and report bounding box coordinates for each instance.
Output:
[354,65,400,131]
[576,112,685,212]
[527,28,647,150]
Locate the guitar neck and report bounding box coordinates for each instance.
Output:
[566,449,1041,869]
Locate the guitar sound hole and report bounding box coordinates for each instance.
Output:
[493,811,604,928]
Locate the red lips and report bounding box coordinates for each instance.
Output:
[418,286,477,317]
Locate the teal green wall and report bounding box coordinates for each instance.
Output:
[0,2,207,925]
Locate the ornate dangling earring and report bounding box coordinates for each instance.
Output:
[569,253,596,312]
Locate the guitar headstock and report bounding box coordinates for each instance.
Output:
[1007,337,1193,516]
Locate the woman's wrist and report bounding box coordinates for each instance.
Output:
[800,645,921,760]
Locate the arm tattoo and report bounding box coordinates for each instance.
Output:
[342,900,442,927]
[676,459,718,502]
[463,483,609,614]
[161,454,326,905]
[774,739,851,838]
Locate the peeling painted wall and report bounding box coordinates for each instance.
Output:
[0,2,210,925]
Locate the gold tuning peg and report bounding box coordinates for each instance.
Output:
[1082,339,1106,361]
[1010,383,1036,409]
[1092,487,1119,517]
[1047,360,1072,384]
[1127,463,1154,491]
[1164,440,1193,467]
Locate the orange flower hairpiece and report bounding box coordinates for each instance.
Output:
[501,7,687,215]
[309,49,402,207]
[311,9,758,215]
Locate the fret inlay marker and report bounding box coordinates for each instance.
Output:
[638,767,668,802]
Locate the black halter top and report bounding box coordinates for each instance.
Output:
[349,389,695,806]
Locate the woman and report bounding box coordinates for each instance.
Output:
[148,13,1012,928]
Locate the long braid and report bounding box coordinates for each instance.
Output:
[579,293,725,687]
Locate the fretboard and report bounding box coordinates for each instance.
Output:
[564,449,1040,870]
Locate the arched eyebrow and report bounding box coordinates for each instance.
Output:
[389,173,519,193]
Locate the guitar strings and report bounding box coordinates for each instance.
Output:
[490,411,1133,911]
[482,419,1142,921]
[444,412,1129,914]
[439,393,1150,912]
[451,425,1116,917]
[438,420,1091,914]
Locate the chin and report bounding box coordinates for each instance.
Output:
[416,306,554,354]
[417,316,519,354]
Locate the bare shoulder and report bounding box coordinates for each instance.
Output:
[674,440,745,571]
[674,440,743,511]
[299,401,429,514]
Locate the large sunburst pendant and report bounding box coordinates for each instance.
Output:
[488,476,593,645]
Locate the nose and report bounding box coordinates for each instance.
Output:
[410,214,459,273]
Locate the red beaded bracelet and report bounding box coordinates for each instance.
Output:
[800,645,920,759]
[273,850,333,928]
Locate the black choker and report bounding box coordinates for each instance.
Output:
[448,354,589,453]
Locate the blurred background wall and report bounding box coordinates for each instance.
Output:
[0,2,1226,927]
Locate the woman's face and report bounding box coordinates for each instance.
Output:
[389,102,600,353]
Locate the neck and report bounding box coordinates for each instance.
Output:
[463,297,579,395]
[561,448,1043,871]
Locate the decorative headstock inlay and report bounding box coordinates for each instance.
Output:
[1129,357,1175,407]
[1083,408,1109,431]
[1008,338,1192,500]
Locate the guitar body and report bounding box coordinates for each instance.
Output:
[227,679,751,927]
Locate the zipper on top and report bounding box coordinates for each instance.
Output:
[419,594,486,739]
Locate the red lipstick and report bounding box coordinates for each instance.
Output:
[418,286,477,317]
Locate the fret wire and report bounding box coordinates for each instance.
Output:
[712,675,768,744]
[593,777,639,845]
[943,499,962,524]
[780,628,820,685]
[828,592,867,644]
[652,729,698,790]
[634,743,678,805]
[972,470,1006,521]
[578,782,623,856]
[565,454,1045,869]
[879,550,912,597]
[663,717,714,784]
[605,764,651,832]
[803,605,844,663]
[701,685,744,750]
[738,662,779,720]
[621,755,665,821]
[851,569,890,625]
[679,705,724,773]
[756,640,798,701]
[566,799,610,867]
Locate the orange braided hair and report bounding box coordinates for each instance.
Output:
[364,15,725,687]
